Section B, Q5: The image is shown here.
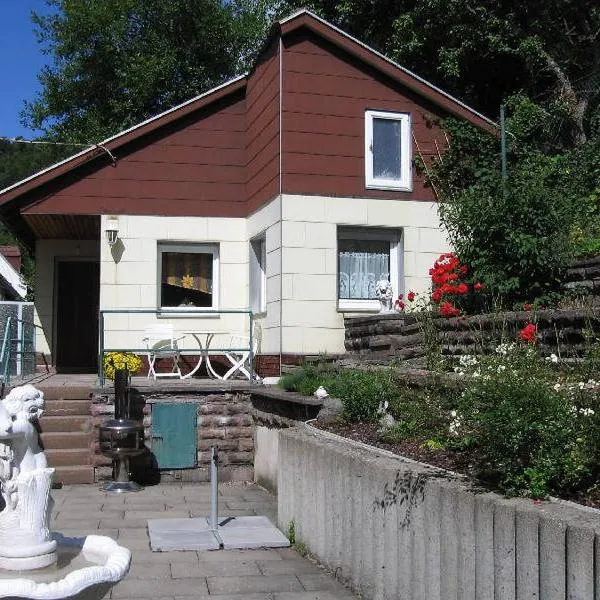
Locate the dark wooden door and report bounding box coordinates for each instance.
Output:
[56,261,100,373]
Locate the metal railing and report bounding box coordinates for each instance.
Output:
[0,316,42,393]
[98,308,255,387]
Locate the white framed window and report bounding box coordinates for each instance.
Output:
[157,242,219,311]
[365,110,411,191]
[249,234,266,314]
[337,227,402,312]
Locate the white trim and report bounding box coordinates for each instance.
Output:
[337,226,402,312]
[0,253,26,299]
[157,242,220,312]
[365,110,411,191]
[279,9,496,129]
[0,75,248,197]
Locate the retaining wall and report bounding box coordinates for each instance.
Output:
[278,426,600,600]
[344,308,600,364]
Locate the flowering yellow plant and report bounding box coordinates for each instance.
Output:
[103,352,143,380]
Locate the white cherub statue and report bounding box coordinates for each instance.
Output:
[375,275,394,313]
[0,384,57,570]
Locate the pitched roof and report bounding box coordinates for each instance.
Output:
[0,9,496,207]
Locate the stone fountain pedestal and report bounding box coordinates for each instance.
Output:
[0,385,131,600]
[0,467,57,571]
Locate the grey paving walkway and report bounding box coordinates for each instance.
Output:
[50,482,357,600]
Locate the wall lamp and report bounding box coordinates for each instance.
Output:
[105,217,119,247]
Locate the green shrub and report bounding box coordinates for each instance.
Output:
[323,368,391,422]
[279,362,339,397]
[454,345,600,497]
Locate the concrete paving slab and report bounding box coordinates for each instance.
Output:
[218,515,290,549]
[112,577,209,598]
[171,560,262,579]
[148,517,221,551]
[188,595,271,600]
[297,574,349,592]
[206,574,304,595]
[198,549,283,562]
[148,515,290,551]
[257,560,322,576]
[273,592,357,600]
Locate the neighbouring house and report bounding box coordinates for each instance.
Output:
[0,10,495,376]
[0,247,26,301]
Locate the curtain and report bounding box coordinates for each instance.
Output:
[162,252,212,294]
[339,240,389,299]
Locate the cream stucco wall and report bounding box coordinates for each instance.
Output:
[279,194,451,354]
[35,196,448,366]
[100,215,250,354]
[34,239,99,356]
[247,196,282,356]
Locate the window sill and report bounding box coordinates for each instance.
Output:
[337,300,381,313]
[157,309,221,318]
[366,181,412,192]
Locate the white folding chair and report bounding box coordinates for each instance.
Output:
[222,328,261,381]
[143,324,184,380]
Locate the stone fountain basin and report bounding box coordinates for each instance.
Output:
[0,533,131,600]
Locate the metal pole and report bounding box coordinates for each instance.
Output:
[500,104,508,199]
[210,446,224,548]
[99,311,105,387]
[16,304,23,377]
[249,312,254,382]
[210,446,218,531]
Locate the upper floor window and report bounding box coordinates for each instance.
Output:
[365,110,411,191]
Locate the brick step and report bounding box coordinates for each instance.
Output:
[39,415,92,433]
[41,431,92,450]
[91,453,112,467]
[53,465,95,485]
[45,448,91,467]
[43,400,91,417]
[37,386,93,401]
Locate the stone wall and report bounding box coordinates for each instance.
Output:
[278,425,600,600]
[91,384,323,485]
[565,254,600,299]
[344,308,600,364]
[91,389,254,483]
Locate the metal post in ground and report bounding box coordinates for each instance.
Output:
[209,446,224,548]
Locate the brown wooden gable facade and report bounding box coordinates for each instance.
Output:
[0,10,496,235]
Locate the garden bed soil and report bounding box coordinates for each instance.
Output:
[313,421,600,509]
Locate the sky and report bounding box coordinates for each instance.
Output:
[0,0,55,139]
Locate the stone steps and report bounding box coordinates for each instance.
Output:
[53,465,95,485]
[45,448,91,467]
[36,386,95,484]
[40,431,92,449]
[39,415,91,433]
[43,400,91,417]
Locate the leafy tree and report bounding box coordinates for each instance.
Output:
[23,0,274,142]
[0,139,71,191]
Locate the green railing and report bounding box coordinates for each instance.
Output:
[0,316,41,394]
[0,316,12,391]
[98,308,255,387]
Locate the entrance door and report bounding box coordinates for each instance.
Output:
[56,261,100,373]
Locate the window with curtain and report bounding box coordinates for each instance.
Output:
[158,243,218,309]
[338,227,402,311]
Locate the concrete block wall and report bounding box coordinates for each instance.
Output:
[280,194,451,356]
[278,426,600,600]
